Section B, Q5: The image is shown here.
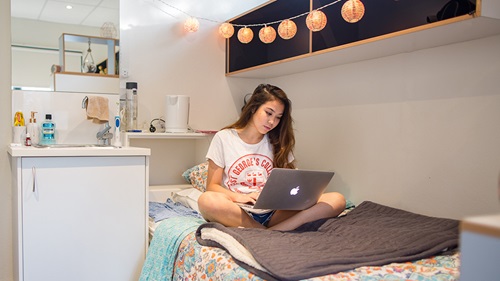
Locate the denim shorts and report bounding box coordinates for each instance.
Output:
[247,210,276,226]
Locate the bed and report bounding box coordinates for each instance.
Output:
[140,163,461,281]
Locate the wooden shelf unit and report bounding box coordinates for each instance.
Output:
[226,0,500,78]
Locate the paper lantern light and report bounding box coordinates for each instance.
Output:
[341,0,365,23]
[259,25,277,44]
[184,17,199,32]
[278,19,297,40]
[219,23,234,38]
[306,10,327,32]
[237,27,254,44]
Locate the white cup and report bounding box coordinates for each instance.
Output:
[12,126,26,145]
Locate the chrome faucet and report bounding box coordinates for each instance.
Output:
[96,122,113,145]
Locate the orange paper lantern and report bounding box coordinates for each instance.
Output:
[341,0,365,23]
[184,17,199,32]
[278,19,297,40]
[259,25,277,44]
[237,27,254,44]
[219,23,234,38]
[306,10,327,32]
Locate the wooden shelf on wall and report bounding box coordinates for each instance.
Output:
[226,0,500,79]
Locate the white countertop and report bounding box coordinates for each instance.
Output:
[8,145,151,157]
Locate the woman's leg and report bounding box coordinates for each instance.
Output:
[267,192,346,231]
[198,191,265,229]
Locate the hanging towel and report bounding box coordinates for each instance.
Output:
[86,96,109,124]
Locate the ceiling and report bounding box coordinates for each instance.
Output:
[11,0,119,28]
[10,0,272,29]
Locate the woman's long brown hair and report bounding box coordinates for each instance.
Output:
[224,84,295,169]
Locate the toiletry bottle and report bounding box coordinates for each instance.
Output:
[12,111,26,145]
[25,133,32,146]
[125,82,138,131]
[27,111,39,145]
[41,114,56,145]
[119,91,128,131]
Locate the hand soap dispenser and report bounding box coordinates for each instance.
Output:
[40,114,56,145]
[27,111,39,145]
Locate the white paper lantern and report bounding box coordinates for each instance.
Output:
[306,10,327,32]
[237,27,254,44]
[219,23,235,38]
[341,0,365,23]
[278,19,297,40]
[184,17,200,32]
[259,25,277,44]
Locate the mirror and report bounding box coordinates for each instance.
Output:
[10,0,119,91]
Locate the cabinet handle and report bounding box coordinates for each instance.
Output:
[32,167,36,192]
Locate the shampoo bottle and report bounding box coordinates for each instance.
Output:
[27,111,39,145]
[41,114,56,145]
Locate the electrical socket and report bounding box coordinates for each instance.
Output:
[121,69,129,78]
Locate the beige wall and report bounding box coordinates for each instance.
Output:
[269,35,500,219]
[121,0,500,220]
[0,0,13,279]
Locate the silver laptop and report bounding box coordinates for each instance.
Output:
[238,168,335,212]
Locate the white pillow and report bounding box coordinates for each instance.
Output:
[172,187,203,212]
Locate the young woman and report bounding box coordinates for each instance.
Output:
[197,84,346,231]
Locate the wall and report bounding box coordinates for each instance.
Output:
[120,0,500,220]
[120,0,262,185]
[0,0,13,279]
[120,0,267,131]
[269,35,500,219]
[1,0,498,278]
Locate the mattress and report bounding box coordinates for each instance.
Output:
[142,189,461,281]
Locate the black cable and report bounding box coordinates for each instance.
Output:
[149,118,165,132]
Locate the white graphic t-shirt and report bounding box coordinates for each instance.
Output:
[206,129,275,194]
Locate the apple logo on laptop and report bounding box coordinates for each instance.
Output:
[290,186,300,196]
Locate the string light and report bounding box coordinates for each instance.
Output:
[278,19,297,40]
[237,27,254,44]
[306,10,328,32]
[184,17,199,32]
[341,0,365,23]
[259,25,277,44]
[219,22,235,38]
[155,0,365,43]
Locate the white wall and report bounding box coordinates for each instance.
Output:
[121,0,500,220]
[120,0,262,131]
[120,0,262,186]
[1,1,13,280]
[268,36,500,219]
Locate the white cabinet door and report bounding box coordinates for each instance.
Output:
[21,156,146,281]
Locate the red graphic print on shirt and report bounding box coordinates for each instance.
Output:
[226,154,273,193]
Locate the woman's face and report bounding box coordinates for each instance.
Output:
[251,99,285,135]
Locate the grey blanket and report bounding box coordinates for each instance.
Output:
[196,201,459,281]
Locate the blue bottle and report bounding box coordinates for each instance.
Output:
[41,114,56,145]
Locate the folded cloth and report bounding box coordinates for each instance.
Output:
[86,96,109,124]
[149,198,204,223]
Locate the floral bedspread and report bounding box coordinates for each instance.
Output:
[173,231,460,281]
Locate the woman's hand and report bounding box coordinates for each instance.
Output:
[232,192,260,205]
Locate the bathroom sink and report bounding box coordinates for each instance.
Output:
[33,144,117,149]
